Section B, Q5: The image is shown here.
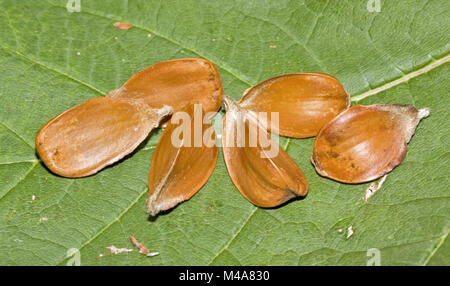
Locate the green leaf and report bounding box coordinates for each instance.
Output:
[0,0,448,265]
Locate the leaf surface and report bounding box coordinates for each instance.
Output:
[0,0,448,265]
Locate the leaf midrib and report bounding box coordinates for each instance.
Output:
[423,228,449,265]
[56,185,148,266]
[0,44,106,96]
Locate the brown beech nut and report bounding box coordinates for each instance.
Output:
[107,58,224,121]
[146,103,218,215]
[311,104,430,183]
[222,96,308,208]
[36,97,172,178]
[239,73,350,138]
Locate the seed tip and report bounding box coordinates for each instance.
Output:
[157,105,173,119]
[222,95,240,112]
[146,201,160,216]
[418,108,430,119]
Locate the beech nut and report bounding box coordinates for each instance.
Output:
[311,104,430,183]
[239,73,350,138]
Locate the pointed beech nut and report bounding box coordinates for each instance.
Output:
[222,96,308,208]
[107,58,224,122]
[311,104,430,183]
[146,103,218,216]
[36,97,172,178]
[239,73,350,138]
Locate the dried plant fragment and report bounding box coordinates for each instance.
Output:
[129,236,159,257]
[146,103,218,216]
[346,226,354,239]
[364,174,387,202]
[239,73,350,138]
[106,245,133,255]
[36,97,172,178]
[107,58,224,123]
[113,22,132,30]
[311,104,430,183]
[222,96,308,208]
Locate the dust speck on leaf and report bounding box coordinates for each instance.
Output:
[346,226,354,239]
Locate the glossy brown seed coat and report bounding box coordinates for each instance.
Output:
[107,58,224,120]
[222,96,308,208]
[36,97,171,178]
[239,73,350,138]
[146,103,218,216]
[311,104,430,183]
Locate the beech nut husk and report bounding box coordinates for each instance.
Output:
[146,103,218,215]
[107,58,224,121]
[222,96,308,207]
[239,73,350,138]
[311,104,430,183]
[36,97,172,178]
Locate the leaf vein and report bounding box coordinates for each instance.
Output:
[351,54,450,101]
[45,0,254,87]
[423,228,449,265]
[0,44,106,96]
[208,206,258,265]
[0,122,34,150]
[0,161,38,201]
[56,186,148,265]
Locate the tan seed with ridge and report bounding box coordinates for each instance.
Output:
[239,73,350,138]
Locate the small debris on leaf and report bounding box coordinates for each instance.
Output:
[129,235,159,257]
[38,217,48,223]
[346,226,354,239]
[106,245,133,255]
[364,174,388,202]
[113,22,132,30]
[96,253,105,259]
